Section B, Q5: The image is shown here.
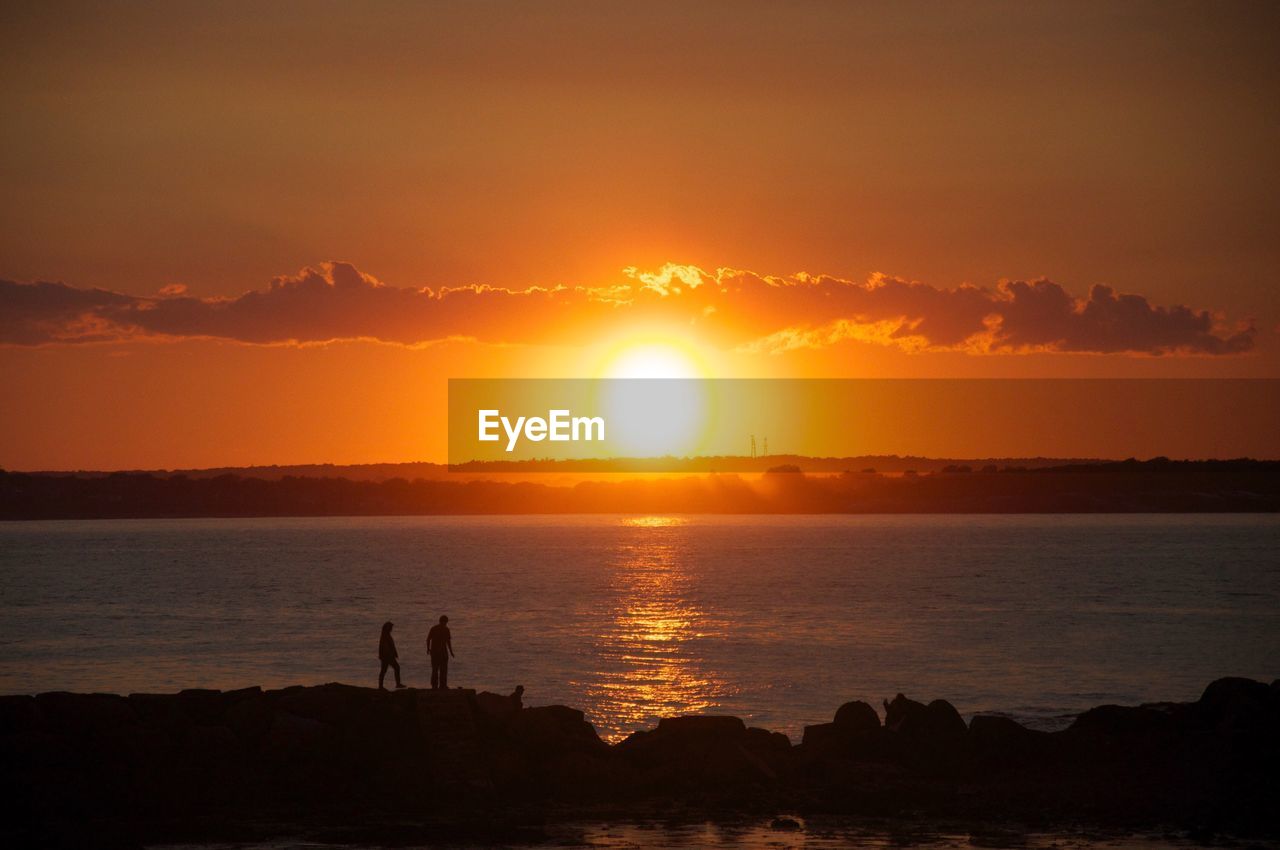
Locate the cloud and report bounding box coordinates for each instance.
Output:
[0,279,138,345]
[991,280,1255,355]
[0,261,1256,356]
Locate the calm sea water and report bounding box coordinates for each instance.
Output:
[151,824,1263,850]
[1,514,1277,742]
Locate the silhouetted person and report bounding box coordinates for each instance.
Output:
[378,621,405,690]
[427,615,454,689]
[510,684,524,709]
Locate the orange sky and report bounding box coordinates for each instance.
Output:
[2,1,1278,470]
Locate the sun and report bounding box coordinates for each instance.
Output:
[593,335,712,457]
[598,337,708,380]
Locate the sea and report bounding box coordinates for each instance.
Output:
[1,514,1277,744]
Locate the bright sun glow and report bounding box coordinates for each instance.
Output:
[601,341,705,380]
[594,336,712,457]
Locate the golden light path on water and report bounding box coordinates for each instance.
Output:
[577,516,733,741]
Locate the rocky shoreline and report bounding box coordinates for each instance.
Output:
[3,677,1277,847]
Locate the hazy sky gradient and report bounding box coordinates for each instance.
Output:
[2,1,1277,468]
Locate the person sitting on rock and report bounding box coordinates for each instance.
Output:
[427,615,454,689]
[510,684,524,709]
[378,621,406,690]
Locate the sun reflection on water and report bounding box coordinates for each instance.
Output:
[580,516,731,741]
[621,516,687,528]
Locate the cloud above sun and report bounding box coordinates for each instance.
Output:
[0,262,1256,356]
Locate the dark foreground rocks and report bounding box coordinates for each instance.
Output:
[2,678,1277,847]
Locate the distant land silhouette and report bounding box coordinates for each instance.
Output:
[15,455,1108,480]
[2,458,1276,518]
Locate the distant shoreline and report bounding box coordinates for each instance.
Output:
[2,458,1277,519]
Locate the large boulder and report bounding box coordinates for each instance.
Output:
[475,690,521,727]
[801,722,838,749]
[884,694,966,745]
[655,714,745,738]
[883,693,926,732]
[801,700,887,764]
[507,704,606,761]
[1064,703,1181,770]
[616,715,782,790]
[1068,703,1175,740]
[745,725,793,759]
[1196,677,1275,731]
[834,700,880,734]
[922,699,968,741]
[967,714,1051,768]
[880,694,968,771]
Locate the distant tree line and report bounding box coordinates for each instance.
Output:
[1,459,1276,519]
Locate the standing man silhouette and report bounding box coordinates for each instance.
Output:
[427,615,454,689]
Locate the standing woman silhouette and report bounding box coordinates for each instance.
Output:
[378,621,406,689]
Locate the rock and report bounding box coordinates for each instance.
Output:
[5,678,1280,839]
[182,724,245,768]
[1065,703,1180,769]
[968,714,1049,768]
[770,816,802,830]
[0,694,40,734]
[2,728,74,771]
[34,692,136,735]
[476,689,520,726]
[176,688,228,724]
[415,688,493,788]
[745,726,792,757]
[508,704,606,761]
[128,692,188,731]
[272,681,374,726]
[617,714,778,789]
[263,710,330,761]
[94,722,171,770]
[1201,676,1270,707]
[879,694,968,771]
[801,714,891,765]
[922,699,968,743]
[884,694,965,746]
[541,750,621,797]
[1068,704,1174,739]
[656,714,746,738]
[225,692,273,743]
[1197,677,1273,730]
[834,700,880,733]
[883,693,927,732]
[801,722,838,749]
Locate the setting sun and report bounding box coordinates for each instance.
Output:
[589,336,713,457]
[599,337,709,380]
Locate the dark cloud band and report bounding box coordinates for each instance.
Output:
[0,261,1255,356]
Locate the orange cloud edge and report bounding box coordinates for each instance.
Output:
[0,261,1257,357]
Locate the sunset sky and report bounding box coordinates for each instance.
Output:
[2,1,1278,469]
